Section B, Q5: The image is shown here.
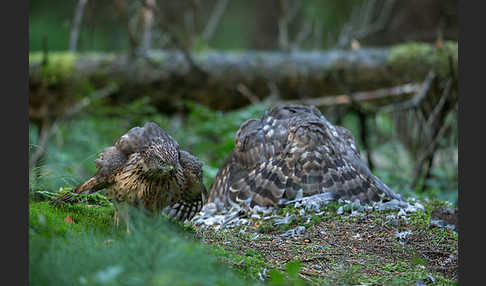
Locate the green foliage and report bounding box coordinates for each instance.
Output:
[30,201,114,238]
[29,202,257,286]
[208,244,267,282]
[319,262,363,286]
[268,261,305,286]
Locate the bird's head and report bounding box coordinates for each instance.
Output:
[142,139,180,176]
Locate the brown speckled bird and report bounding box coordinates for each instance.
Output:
[53,122,207,227]
[207,104,399,209]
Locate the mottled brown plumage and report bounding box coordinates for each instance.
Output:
[53,122,207,223]
[207,104,399,209]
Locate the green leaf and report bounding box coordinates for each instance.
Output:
[286,260,302,279]
[269,269,285,285]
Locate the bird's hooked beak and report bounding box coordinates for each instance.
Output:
[159,163,174,173]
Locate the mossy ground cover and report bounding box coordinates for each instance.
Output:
[30,193,457,285]
[194,199,458,285]
[29,199,263,286]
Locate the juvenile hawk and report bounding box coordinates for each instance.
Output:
[53,122,207,224]
[207,104,399,208]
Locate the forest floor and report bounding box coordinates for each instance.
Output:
[194,198,458,285]
[29,192,458,286]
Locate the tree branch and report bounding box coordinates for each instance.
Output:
[282,83,421,108]
[202,0,229,42]
[69,0,88,52]
[140,0,155,55]
[381,71,436,112]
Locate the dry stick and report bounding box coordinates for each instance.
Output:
[281,82,421,108]
[291,20,313,51]
[236,84,260,104]
[298,273,313,282]
[354,0,396,40]
[381,71,436,112]
[140,0,155,55]
[336,0,396,48]
[278,0,301,51]
[412,79,454,190]
[424,79,453,131]
[384,75,433,174]
[312,21,323,50]
[69,0,88,52]
[202,0,229,42]
[278,0,289,51]
[411,90,451,188]
[28,84,118,170]
[301,255,338,263]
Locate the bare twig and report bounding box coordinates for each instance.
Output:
[236,84,260,104]
[265,82,282,104]
[411,79,454,189]
[202,0,229,42]
[69,0,88,52]
[312,20,323,50]
[281,83,421,107]
[290,20,313,51]
[381,71,436,112]
[411,115,451,189]
[336,0,397,48]
[278,0,290,51]
[424,79,452,131]
[301,255,337,263]
[278,0,301,51]
[298,273,313,282]
[140,0,155,55]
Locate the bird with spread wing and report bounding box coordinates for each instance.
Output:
[207,104,399,209]
[53,122,207,229]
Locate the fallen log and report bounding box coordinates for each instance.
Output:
[29,42,457,120]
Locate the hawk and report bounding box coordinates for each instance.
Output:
[53,122,207,226]
[207,104,399,209]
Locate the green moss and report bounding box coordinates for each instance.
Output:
[407,209,430,229]
[209,244,267,282]
[367,261,455,285]
[388,41,458,78]
[29,51,79,84]
[29,201,114,237]
[431,227,458,243]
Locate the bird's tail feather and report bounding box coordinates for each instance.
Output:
[164,199,203,222]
